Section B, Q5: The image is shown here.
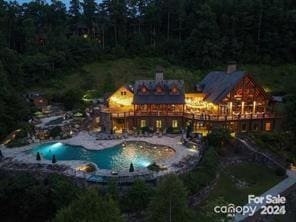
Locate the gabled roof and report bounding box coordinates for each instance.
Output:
[133,80,185,104]
[107,84,134,102]
[199,71,247,103]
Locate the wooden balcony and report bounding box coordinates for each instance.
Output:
[110,111,279,121]
[111,111,184,118]
[183,113,279,121]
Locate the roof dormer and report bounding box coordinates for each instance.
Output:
[170,83,180,95]
[138,83,149,95]
[154,82,165,95]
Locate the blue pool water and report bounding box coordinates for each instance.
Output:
[29,141,175,171]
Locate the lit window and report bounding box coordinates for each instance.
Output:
[156,86,163,93]
[141,87,147,93]
[140,120,146,128]
[172,120,178,128]
[171,87,178,94]
[265,122,271,131]
[156,120,162,128]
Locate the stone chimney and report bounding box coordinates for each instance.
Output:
[226,61,237,74]
[155,66,164,80]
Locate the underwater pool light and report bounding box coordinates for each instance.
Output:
[51,142,63,148]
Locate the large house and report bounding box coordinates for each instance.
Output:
[99,63,280,134]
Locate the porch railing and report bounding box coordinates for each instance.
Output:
[110,111,279,121]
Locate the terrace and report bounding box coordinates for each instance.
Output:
[0,131,201,183]
[106,109,278,121]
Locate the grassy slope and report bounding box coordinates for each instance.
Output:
[41,57,203,97]
[207,163,284,205]
[38,57,296,98]
[196,163,285,221]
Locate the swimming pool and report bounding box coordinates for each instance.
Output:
[29,141,175,171]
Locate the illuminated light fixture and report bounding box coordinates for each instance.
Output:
[51,142,63,148]
[109,96,132,106]
[137,159,151,167]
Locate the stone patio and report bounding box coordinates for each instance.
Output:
[0,131,201,180]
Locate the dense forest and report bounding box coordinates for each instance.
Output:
[1,1,296,221]
[1,0,296,138]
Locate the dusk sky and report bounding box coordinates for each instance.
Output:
[8,0,102,7]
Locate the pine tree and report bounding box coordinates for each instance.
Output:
[54,189,123,222]
[36,152,41,161]
[146,174,193,222]
[52,154,57,163]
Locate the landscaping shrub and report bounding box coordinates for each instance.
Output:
[167,127,181,134]
[49,126,62,138]
[52,155,57,164]
[248,131,296,163]
[36,152,41,161]
[141,126,154,133]
[147,162,161,172]
[181,147,219,194]
[129,163,135,172]
[207,128,232,148]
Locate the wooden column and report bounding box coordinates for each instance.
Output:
[229,102,233,115]
[241,101,245,115]
[252,101,256,114]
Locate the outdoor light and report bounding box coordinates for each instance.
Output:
[51,142,63,148]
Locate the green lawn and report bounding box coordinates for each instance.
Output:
[38,57,202,98]
[248,131,296,164]
[32,57,296,99]
[195,162,285,221]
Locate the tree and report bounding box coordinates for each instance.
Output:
[207,128,232,148]
[82,0,97,30]
[182,3,221,67]
[69,0,80,18]
[54,189,123,222]
[46,174,80,210]
[107,178,119,201]
[125,179,153,214]
[186,122,192,138]
[129,162,134,172]
[69,0,81,34]
[146,174,193,222]
[52,154,57,164]
[0,171,80,222]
